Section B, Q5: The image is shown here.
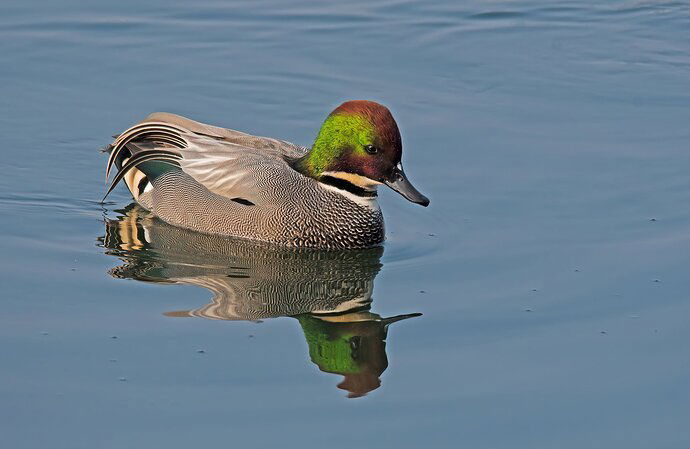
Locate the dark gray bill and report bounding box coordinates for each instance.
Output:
[384,164,430,207]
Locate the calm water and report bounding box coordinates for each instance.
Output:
[2,0,690,447]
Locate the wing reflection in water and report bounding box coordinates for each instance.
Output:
[98,204,420,398]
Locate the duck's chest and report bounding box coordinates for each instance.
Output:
[283,189,385,249]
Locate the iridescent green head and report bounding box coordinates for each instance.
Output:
[295,100,429,206]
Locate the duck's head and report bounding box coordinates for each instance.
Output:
[296,100,429,206]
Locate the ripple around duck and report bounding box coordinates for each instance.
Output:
[380,223,453,272]
[0,194,106,217]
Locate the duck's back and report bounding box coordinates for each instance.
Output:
[106,113,384,249]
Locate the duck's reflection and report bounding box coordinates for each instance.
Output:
[99,204,420,398]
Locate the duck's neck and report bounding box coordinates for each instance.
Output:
[293,151,322,179]
[318,174,378,198]
[294,113,371,179]
[294,152,377,199]
[293,128,341,179]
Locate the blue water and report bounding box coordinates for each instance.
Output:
[2,1,690,447]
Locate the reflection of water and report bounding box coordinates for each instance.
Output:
[98,204,420,398]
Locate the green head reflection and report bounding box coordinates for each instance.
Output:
[298,312,420,398]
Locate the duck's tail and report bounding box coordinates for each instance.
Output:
[102,122,188,202]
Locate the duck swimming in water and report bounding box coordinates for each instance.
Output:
[104,100,429,249]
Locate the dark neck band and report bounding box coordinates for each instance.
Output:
[319,175,377,198]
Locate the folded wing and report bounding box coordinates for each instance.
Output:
[103,113,309,204]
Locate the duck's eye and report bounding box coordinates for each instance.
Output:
[364,144,378,155]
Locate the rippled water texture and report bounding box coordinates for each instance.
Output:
[2,1,690,448]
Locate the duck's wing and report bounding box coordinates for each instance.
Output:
[177,132,303,204]
[104,113,309,203]
[142,112,308,159]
